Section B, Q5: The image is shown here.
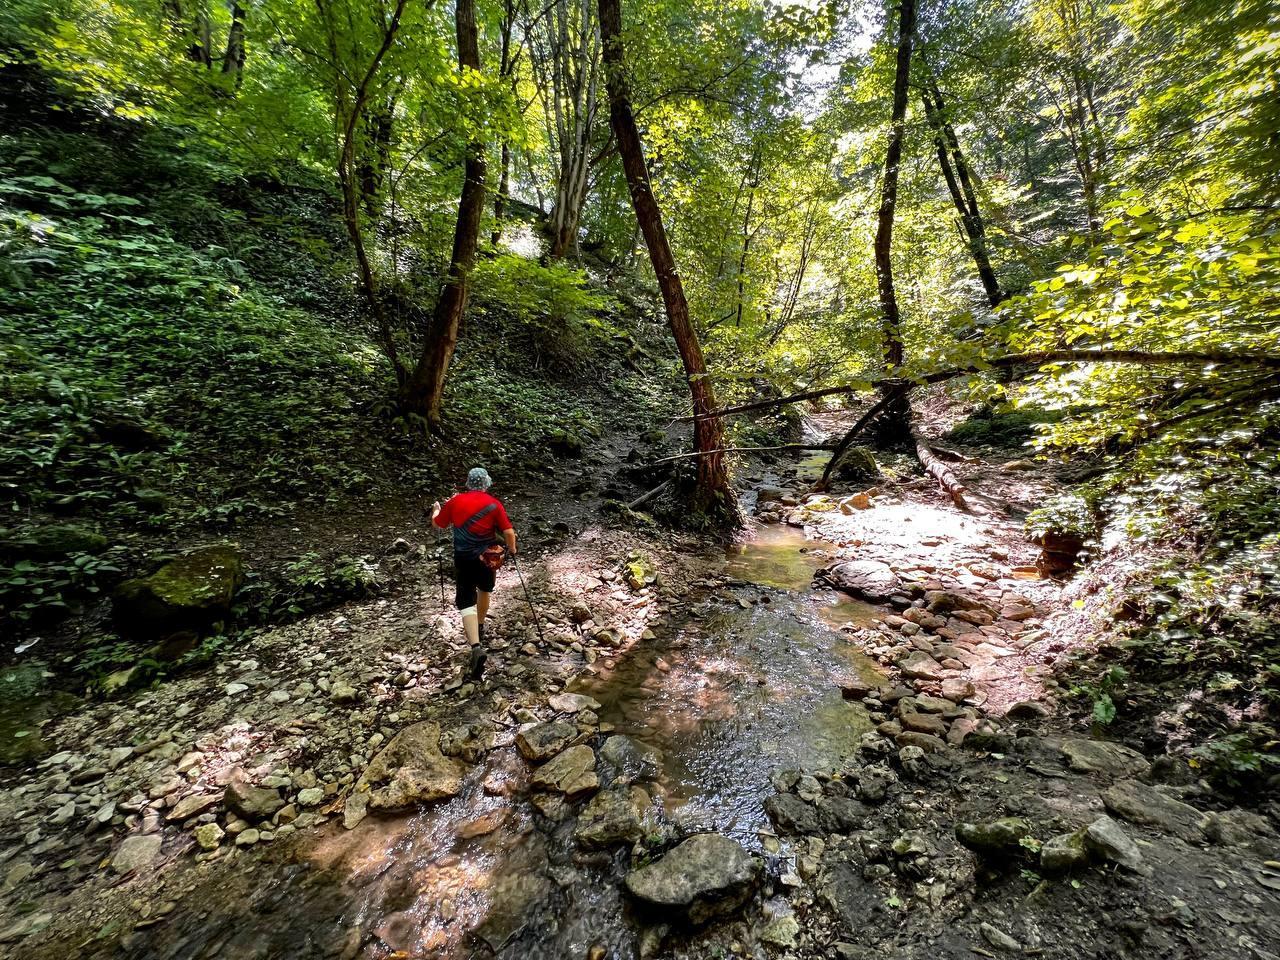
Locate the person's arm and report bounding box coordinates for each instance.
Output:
[431,498,450,529]
[503,526,517,556]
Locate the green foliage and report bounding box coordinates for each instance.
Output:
[1025,494,1097,541]
[0,547,125,626]
[470,254,618,370]
[237,552,382,622]
[1068,666,1127,728]
[944,408,1062,448]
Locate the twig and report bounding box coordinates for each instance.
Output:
[626,480,671,510]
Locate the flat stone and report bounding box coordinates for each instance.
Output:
[895,731,946,753]
[548,693,601,714]
[826,560,901,602]
[112,834,162,874]
[765,793,822,835]
[1060,739,1147,778]
[898,652,944,681]
[356,722,467,814]
[624,834,759,924]
[1102,779,1209,842]
[900,712,947,737]
[515,720,579,762]
[530,745,597,796]
[167,792,219,822]
[1084,816,1150,874]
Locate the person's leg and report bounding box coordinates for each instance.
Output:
[455,556,481,646]
[476,590,491,625]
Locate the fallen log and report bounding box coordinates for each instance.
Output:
[642,443,837,467]
[912,426,976,513]
[626,479,671,511]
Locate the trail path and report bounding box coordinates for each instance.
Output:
[2,438,1278,960]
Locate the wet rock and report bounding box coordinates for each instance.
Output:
[112,834,162,874]
[530,745,598,796]
[356,722,467,815]
[1040,830,1089,873]
[955,818,1032,859]
[817,796,870,832]
[624,834,759,924]
[1101,779,1209,842]
[113,544,244,644]
[575,786,649,849]
[516,720,579,762]
[440,720,496,763]
[765,793,822,835]
[825,560,901,602]
[224,776,284,822]
[760,914,801,948]
[1060,739,1148,778]
[839,675,884,701]
[1084,816,1149,874]
[548,692,602,714]
[599,735,662,781]
[471,875,550,957]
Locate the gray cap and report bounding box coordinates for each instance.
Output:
[466,467,492,491]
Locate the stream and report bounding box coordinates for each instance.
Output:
[131,520,887,960]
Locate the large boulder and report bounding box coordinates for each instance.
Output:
[625,834,759,924]
[113,545,244,645]
[353,722,467,819]
[823,560,901,602]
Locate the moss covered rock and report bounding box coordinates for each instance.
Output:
[0,524,109,561]
[833,445,879,483]
[113,544,244,645]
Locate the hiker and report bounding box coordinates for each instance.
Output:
[431,467,518,681]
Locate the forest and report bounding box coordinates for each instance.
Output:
[0,0,1278,957]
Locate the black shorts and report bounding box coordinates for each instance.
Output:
[454,552,496,609]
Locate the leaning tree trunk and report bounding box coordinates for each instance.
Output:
[221,1,247,88]
[598,0,731,513]
[921,76,1001,308]
[870,0,917,446]
[400,0,488,429]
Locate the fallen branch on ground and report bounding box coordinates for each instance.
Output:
[911,425,977,513]
[626,479,671,510]
[815,386,910,490]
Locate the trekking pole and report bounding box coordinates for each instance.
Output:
[511,553,546,644]
[437,546,446,612]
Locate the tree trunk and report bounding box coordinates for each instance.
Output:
[598,0,731,513]
[871,0,917,444]
[221,1,247,87]
[492,140,511,246]
[399,0,488,429]
[921,77,1001,307]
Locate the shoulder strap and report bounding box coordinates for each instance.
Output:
[460,501,499,532]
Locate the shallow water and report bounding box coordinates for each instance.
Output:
[127,524,887,960]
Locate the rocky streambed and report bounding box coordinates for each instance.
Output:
[2,445,1278,960]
